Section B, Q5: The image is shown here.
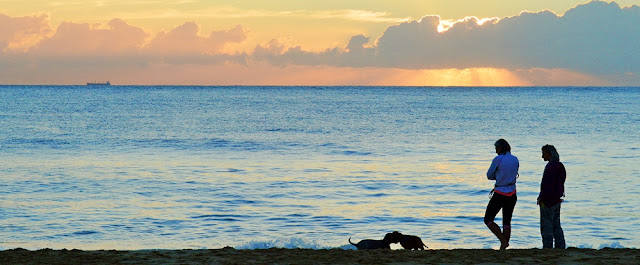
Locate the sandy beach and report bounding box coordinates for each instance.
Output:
[1,247,638,264]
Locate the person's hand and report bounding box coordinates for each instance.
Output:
[536,198,541,205]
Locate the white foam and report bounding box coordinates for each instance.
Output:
[597,241,626,249]
[573,241,629,249]
[236,238,327,250]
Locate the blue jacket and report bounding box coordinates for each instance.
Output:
[487,152,519,195]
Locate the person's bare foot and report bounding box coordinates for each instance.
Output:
[500,242,509,250]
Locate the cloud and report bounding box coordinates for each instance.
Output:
[259,1,640,75]
[29,18,148,56]
[114,6,409,23]
[14,15,247,58]
[19,17,248,67]
[145,23,247,55]
[309,10,411,23]
[0,14,250,84]
[1,1,640,85]
[0,14,52,52]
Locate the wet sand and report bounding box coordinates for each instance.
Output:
[1,247,638,264]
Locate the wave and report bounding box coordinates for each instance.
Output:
[3,138,72,149]
[235,238,349,250]
[575,241,629,249]
[233,237,633,250]
[331,150,373,156]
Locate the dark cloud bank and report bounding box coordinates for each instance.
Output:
[264,1,639,75]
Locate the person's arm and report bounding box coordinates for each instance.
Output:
[487,156,500,180]
[556,163,566,200]
[538,163,553,204]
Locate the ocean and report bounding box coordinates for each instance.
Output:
[0,86,638,250]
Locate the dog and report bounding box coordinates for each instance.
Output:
[399,235,428,250]
[386,231,428,250]
[348,232,397,250]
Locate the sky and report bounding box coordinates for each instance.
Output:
[1,0,640,86]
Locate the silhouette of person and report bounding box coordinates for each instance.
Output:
[484,139,519,250]
[538,144,566,249]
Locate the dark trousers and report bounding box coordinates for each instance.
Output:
[484,193,517,226]
[540,203,565,249]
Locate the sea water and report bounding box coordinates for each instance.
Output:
[0,86,638,250]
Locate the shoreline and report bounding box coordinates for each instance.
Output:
[1,247,638,264]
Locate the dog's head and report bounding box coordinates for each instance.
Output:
[383,231,404,244]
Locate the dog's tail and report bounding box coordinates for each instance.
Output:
[348,237,357,246]
[417,238,428,249]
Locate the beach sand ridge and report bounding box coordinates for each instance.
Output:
[1,247,639,264]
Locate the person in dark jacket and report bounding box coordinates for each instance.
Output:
[537,144,566,249]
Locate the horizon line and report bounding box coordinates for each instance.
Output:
[1,84,639,88]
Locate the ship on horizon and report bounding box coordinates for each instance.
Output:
[87,81,111,86]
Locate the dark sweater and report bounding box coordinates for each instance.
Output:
[538,161,566,207]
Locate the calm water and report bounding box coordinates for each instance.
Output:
[0,86,638,250]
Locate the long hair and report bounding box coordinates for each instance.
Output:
[494,139,511,155]
[542,144,560,162]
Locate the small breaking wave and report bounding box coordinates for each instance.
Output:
[236,238,328,250]
[574,241,628,249]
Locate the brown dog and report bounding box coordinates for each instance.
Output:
[348,232,397,250]
[386,231,428,250]
[399,234,428,250]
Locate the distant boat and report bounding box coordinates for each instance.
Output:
[87,81,111,86]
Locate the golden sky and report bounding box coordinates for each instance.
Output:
[5,0,636,50]
[1,0,639,85]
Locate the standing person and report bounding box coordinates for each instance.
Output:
[484,139,519,250]
[538,145,566,249]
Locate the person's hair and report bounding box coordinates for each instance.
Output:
[542,144,560,162]
[494,139,511,155]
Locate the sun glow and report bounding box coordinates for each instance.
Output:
[437,16,499,33]
[391,68,529,86]
[248,66,530,86]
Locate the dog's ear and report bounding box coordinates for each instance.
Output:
[385,231,402,243]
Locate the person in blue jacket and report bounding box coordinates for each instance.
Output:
[485,139,519,250]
